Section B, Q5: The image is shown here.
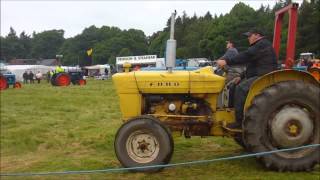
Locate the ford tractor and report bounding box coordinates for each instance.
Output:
[112,4,319,172]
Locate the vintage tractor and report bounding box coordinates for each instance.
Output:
[0,71,22,91]
[69,71,87,85]
[51,71,86,86]
[294,52,320,81]
[112,4,319,172]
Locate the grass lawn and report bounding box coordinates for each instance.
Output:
[1,79,319,180]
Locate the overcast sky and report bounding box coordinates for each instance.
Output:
[1,0,303,38]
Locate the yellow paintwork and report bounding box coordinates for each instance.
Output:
[204,94,218,113]
[289,124,298,135]
[244,69,319,112]
[113,66,318,137]
[211,109,236,136]
[134,66,225,94]
[112,66,225,120]
[112,72,141,120]
[123,62,132,72]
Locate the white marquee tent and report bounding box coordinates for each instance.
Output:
[83,64,110,76]
[1,65,84,82]
[3,65,54,82]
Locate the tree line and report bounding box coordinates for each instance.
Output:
[0,0,319,66]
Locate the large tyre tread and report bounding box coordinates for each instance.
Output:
[243,80,320,172]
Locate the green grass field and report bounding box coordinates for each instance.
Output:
[1,80,319,180]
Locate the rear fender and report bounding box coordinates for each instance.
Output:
[244,69,319,112]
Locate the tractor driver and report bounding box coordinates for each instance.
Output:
[216,28,278,129]
[55,65,64,74]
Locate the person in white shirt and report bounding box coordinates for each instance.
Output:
[35,71,43,84]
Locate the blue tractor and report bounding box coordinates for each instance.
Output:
[0,70,22,90]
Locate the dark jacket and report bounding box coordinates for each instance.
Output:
[225,38,277,78]
[28,72,34,80]
[23,72,28,79]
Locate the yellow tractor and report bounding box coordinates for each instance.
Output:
[112,5,319,172]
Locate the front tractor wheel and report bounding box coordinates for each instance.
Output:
[0,75,8,90]
[243,81,319,171]
[114,116,173,172]
[14,82,22,89]
[78,79,86,86]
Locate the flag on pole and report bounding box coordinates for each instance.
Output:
[87,48,93,56]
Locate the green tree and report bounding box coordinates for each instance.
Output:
[31,29,65,59]
[296,0,320,56]
[92,42,111,65]
[118,48,133,57]
[19,31,32,58]
[1,27,24,61]
[148,31,169,57]
[2,1,318,66]
[60,26,148,66]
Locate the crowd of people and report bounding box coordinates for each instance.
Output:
[22,65,68,84]
[22,70,48,84]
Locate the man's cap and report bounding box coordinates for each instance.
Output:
[243,28,264,37]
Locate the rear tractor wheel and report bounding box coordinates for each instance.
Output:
[234,133,246,149]
[243,81,319,171]
[114,116,174,172]
[55,73,71,86]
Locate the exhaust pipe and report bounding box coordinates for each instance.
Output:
[166,11,177,73]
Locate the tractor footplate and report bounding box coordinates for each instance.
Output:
[221,121,243,133]
[163,120,212,137]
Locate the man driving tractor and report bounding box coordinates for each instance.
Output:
[217,28,278,129]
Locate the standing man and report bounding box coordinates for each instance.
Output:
[35,71,43,84]
[46,71,51,83]
[216,28,278,129]
[105,67,109,78]
[23,71,28,84]
[29,71,35,84]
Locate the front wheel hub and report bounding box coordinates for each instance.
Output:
[271,106,313,148]
[126,131,159,163]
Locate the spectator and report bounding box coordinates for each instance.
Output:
[29,71,34,84]
[105,68,109,78]
[35,71,43,84]
[216,40,240,79]
[23,71,28,84]
[47,71,51,83]
[220,40,239,60]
